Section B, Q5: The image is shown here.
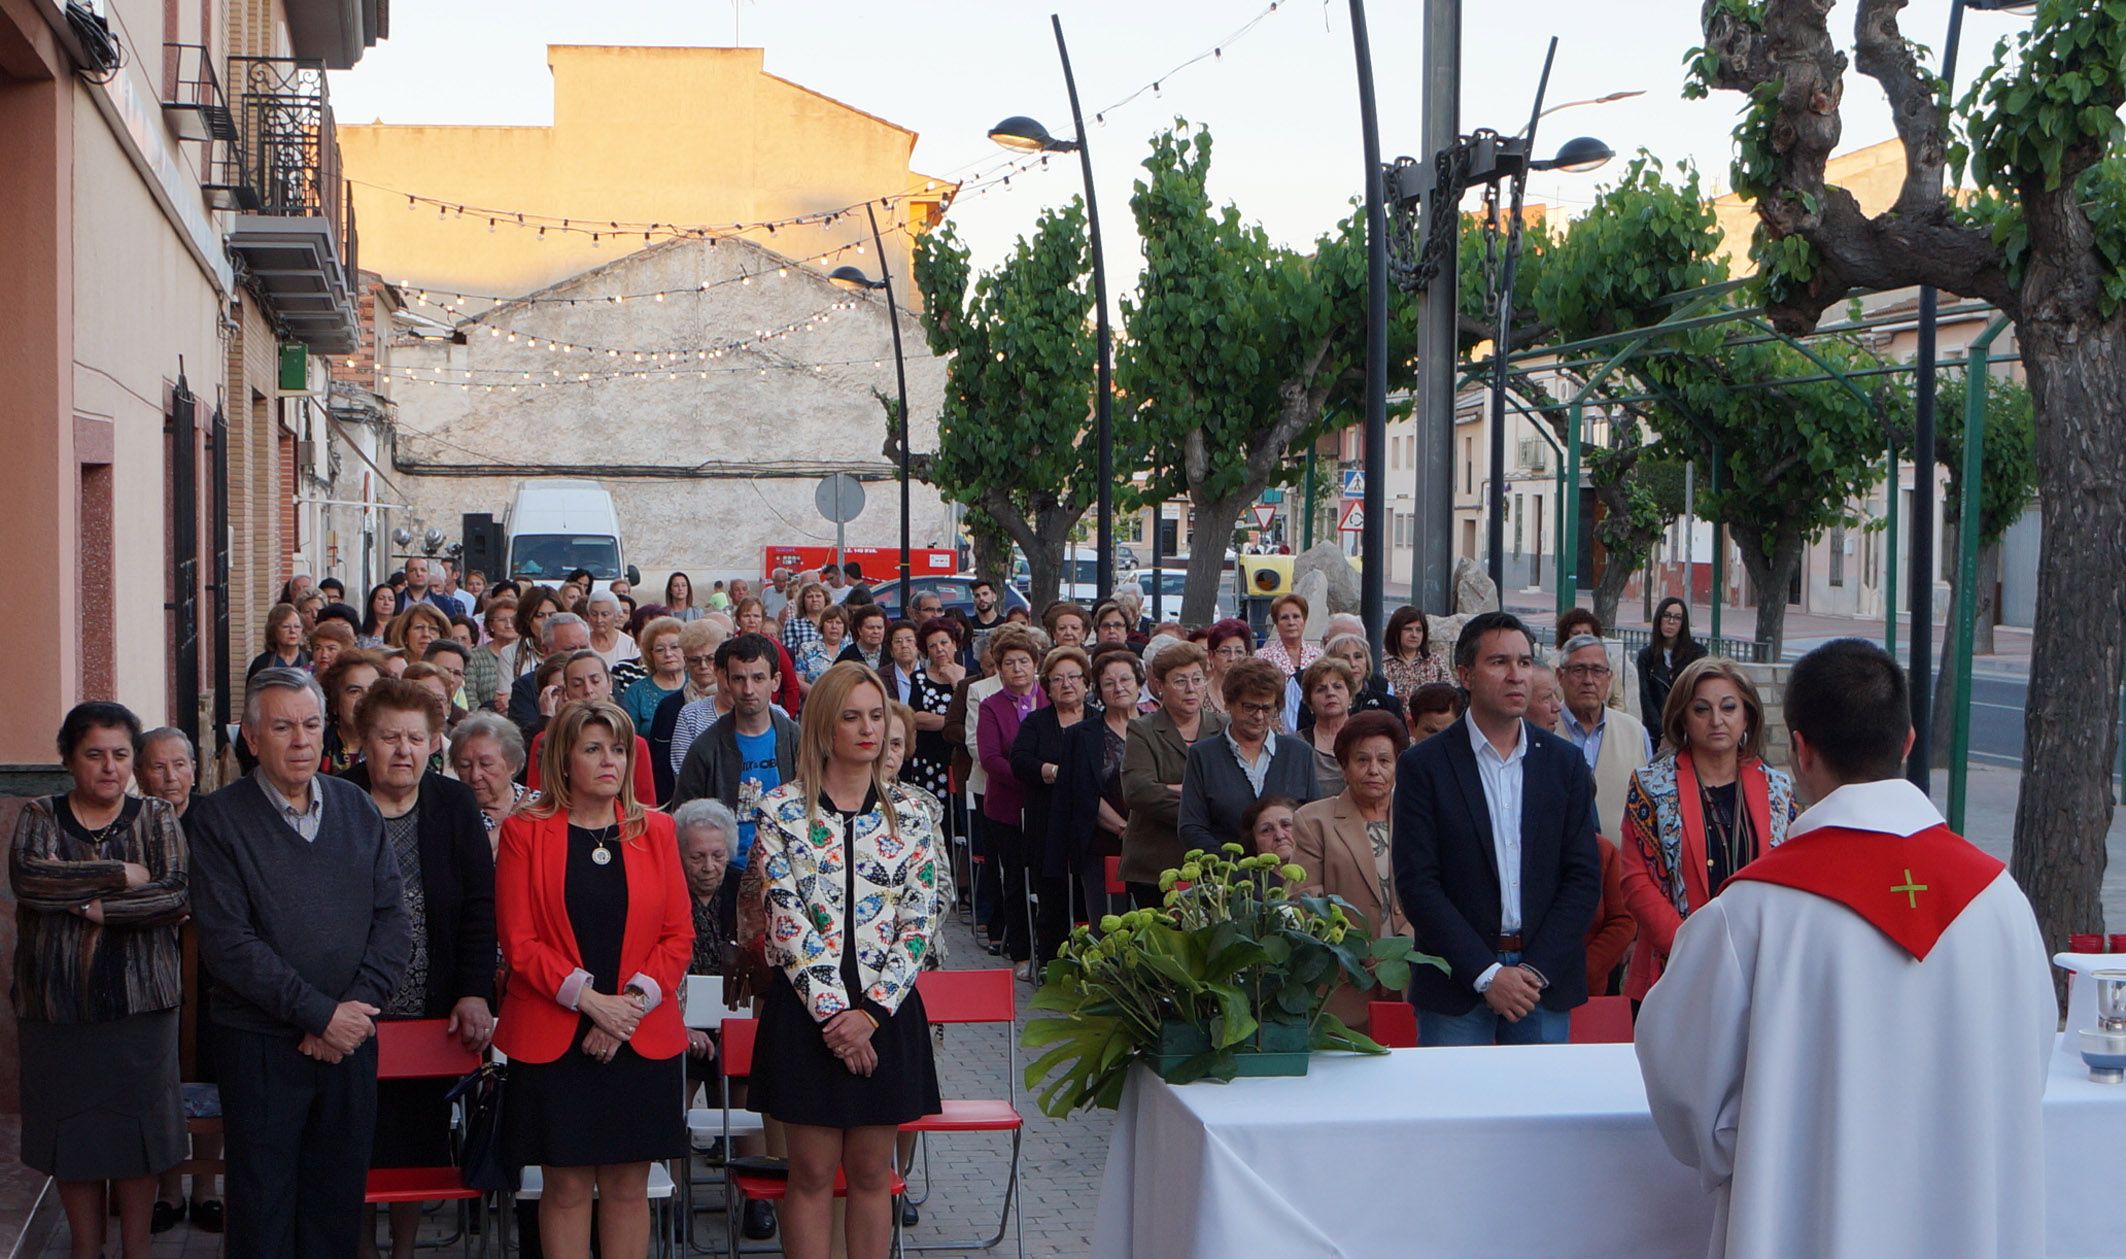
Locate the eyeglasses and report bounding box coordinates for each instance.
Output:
[1236,701,1279,717]
[1046,672,1086,687]
[683,654,716,668]
[1561,664,1612,679]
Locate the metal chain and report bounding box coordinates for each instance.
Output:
[1394,138,1477,293]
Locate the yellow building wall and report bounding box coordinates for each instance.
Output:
[340,46,948,303]
[1711,139,1910,272]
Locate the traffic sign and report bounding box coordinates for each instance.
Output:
[1341,469,1364,498]
[814,473,866,523]
[1251,503,1278,529]
[1338,499,1364,533]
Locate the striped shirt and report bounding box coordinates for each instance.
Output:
[9,795,187,1023]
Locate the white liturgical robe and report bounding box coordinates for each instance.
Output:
[1636,779,2057,1259]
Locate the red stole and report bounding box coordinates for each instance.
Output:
[1724,823,2004,960]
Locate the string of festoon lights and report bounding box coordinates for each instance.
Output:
[386,350,936,392]
[354,0,1297,262]
[358,145,1039,252]
[399,295,867,363]
[393,209,916,317]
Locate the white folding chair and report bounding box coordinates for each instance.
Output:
[679,974,763,1253]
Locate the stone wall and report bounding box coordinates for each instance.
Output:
[384,234,949,583]
[1739,661,1794,770]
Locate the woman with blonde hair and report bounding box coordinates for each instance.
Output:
[494,700,691,1259]
[748,662,941,1259]
[1617,657,1796,1008]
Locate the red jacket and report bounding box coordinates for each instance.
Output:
[493,808,692,1063]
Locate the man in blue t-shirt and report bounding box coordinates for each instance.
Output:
[732,726,780,871]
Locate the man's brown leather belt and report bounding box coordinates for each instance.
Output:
[1497,934,1524,951]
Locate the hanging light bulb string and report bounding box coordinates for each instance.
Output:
[355,145,1042,246]
[1088,1,1290,126]
[399,210,916,311]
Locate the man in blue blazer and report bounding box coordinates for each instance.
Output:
[1392,611,1602,1045]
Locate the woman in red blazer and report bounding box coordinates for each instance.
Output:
[495,697,691,1259]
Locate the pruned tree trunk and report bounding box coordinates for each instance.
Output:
[1591,543,1638,639]
[1973,541,2001,658]
[1180,490,1249,626]
[980,492,1087,611]
[1729,528,1803,661]
[1929,538,2003,769]
[967,515,1013,591]
[2008,317,2126,962]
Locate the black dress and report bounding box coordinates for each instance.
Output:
[907,669,955,799]
[502,824,685,1168]
[749,798,941,1129]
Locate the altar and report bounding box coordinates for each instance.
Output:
[1091,1040,2122,1258]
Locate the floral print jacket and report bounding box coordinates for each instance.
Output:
[753,780,939,1022]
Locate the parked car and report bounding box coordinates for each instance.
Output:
[1128,568,1236,621]
[866,575,1032,619]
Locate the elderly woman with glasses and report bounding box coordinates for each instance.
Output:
[1178,657,1318,855]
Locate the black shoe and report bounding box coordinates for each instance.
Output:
[741,1199,777,1240]
[900,1199,920,1227]
[188,1199,225,1234]
[151,1201,183,1235]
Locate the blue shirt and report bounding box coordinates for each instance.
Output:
[734,727,781,868]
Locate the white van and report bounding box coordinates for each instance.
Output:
[504,480,637,591]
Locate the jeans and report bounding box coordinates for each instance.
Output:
[1416,952,1572,1047]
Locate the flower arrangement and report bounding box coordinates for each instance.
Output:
[1021,843,1447,1117]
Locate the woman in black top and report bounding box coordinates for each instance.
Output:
[1053,648,1141,928]
[343,679,496,1259]
[11,702,188,1259]
[1010,646,1094,969]
[245,602,311,679]
[1637,597,1708,737]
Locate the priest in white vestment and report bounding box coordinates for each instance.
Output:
[1637,638,2056,1259]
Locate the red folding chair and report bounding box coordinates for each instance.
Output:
[901,969,1023,1257]
[1367,1001,1419,1048]
[1570,995,1635,1044]
[365,1019,490,1255]
[718,1018,907,1258]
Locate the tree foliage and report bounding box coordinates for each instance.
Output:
[1932,371,2036,548]
[1117,122,1418,623]
[912,205,1096,606]
[1690,0,2126,970]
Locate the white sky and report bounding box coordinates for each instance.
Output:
[329,0,2031,296]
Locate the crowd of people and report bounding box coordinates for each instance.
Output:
[16,550,1973,1259]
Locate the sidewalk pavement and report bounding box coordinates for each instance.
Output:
[1502,590,2036,677]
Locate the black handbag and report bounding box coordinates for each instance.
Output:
[443,1061,516,1193]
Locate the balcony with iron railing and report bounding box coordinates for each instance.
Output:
[222,54,360,354]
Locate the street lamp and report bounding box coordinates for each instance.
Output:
[1908,0,2035,790]
[989,12,1116,603]
[1392,37,1614,602]
[828,200,914,593]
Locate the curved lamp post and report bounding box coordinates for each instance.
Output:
[829,205,914,592]
[990,13,1115,604]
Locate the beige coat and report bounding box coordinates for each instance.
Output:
[1292,791,1408,1035]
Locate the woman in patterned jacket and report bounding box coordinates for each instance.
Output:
[1617,657,1796,1009]
[747,661,941,1259]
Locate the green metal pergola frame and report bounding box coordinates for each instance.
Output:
[1448,278,2019,814]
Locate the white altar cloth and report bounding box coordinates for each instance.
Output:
[1091,1040,2121,1258]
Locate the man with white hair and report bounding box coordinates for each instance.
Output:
[1558,632,1652,840]
[189,669,411,1259]
[505,611,590,733]
[760,568,792,619]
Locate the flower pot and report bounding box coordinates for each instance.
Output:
[1233,1018,1312,1078]
[1149,1018,1313,1081]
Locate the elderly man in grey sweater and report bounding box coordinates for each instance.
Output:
[190,668,411,1259]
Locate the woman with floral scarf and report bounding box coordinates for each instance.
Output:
[1617,657,1797,1008]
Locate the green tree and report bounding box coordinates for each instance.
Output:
[1690,0,2126,966]
[911,206,1096,607]
[1118,123,1418,624]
